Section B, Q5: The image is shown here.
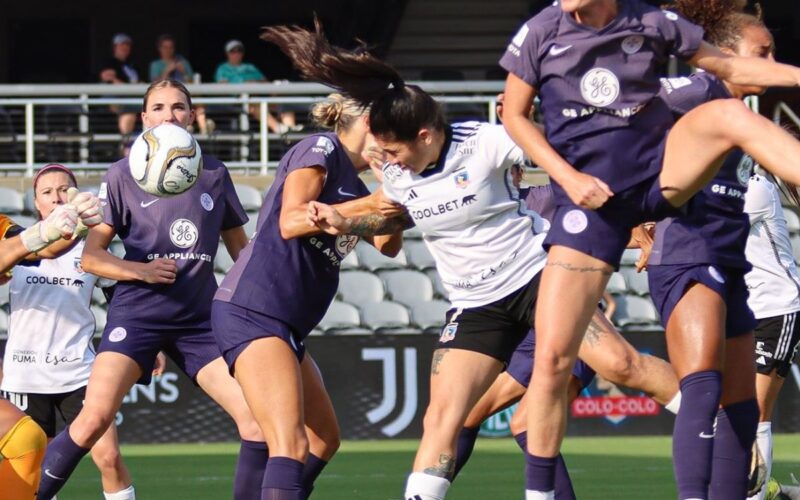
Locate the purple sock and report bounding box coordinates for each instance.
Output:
[673,370,722,500]
[300,453,328,497]
[516,433,575,499]
[709,399,759,499]
[37,427,90,500]
[526,452,557,492]
[234,440,268,500]
[453,426,480,479]
[261,456,304,500]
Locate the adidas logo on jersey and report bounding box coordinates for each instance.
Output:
[405,189,418,202]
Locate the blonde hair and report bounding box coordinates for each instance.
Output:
[310,93,367,132]
[142,79,193,112]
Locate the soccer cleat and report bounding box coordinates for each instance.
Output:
[749,441,768,496]
[767,474,800,500]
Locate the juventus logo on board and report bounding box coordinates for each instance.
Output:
[362,347,418,437]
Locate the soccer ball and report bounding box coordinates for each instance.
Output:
[129,123,203,197]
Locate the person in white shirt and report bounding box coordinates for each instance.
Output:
[0,164,136,500]
[743,172,800,500]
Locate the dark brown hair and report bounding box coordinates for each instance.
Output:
[261,17,446,141]
[672,0,767,50]
[142,79,193,112]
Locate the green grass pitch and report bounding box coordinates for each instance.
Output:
[60,435,800,499]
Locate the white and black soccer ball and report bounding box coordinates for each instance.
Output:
[128,123,203,197]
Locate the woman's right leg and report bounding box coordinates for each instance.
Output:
[300,354,340,497]
[525,246,611,498]
[660,99,800,207]
[37,352,142,500]
[90,422,135,499]
[234,337,306,500]
[664,283,726,500]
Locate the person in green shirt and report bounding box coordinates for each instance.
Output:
[149,34,194,83]
[215,39,301,134]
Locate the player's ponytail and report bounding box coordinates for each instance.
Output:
[310,93,365,132]
[671,0,767,50]
[262,16,446,142]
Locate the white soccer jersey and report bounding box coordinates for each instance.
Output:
[382,122,548,308]
[743,174,800,319]
[1,240,99,394]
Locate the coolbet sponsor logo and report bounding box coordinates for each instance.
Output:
[26,276,83,287]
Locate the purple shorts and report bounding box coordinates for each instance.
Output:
[545,174,681,268]
[98,322,221,385]
[211,300,306,374]
[648,263,756,338]
[506,330,596,389]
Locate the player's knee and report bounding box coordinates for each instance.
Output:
[535,350,576,387]
[74,410,115,444]
[704,99,752,141]
[601,351,636,386]
[235,417,264,442]
[422,399,464,434]
[91,446,123,475]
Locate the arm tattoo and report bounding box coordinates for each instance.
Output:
[346,212,413,237]
[431,349,449,375]
[583,318,606,347]
[546,260,612,276]
[422,454,455,478]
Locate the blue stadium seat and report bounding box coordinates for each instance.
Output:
[243,214,259,238]
[425,269,448,299]
[405,240,436,270]
[91,305,107,333]
[411,300,451,333]
[783,207,800,233]
[340,250,360,270]
[214,243,235,273]
[620,248,642,267]
[620,268,650,296]
[606,271,628,294]
[0,309,7,333]
[318,300,371,335]
[612,295,661,331]
[11,214,37,228]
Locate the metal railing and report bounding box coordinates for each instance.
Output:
[0,82,505,176]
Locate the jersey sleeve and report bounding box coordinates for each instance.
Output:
[744,175,777,224]
[480,124,526,170]
[98,164,131,236]
[658,10,704,60]
[220,167,249,230]
[285,135,337,177]
[659,74,714,117]
[0,214,21,240]
[499,15,549,88]
[380,164,404,204]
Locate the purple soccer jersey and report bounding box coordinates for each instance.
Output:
[215,133,370,339]
[99,155,247,329]
[648,73,752,269]
[500,0,704,204]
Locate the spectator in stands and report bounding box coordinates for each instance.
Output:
[149,34,193,82]
[214,39,300,135]
[149,35,211,135]
[98,33,141,138]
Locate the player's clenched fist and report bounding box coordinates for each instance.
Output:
[67,187,104,227]
[138,257,178,284]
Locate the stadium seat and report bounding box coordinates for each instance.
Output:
[620,268,650,296]
[214,243,235,273]
[612,295,661,331]
[109,240,126,258]
[606,271,628,294]
[338,270,385,304]
[425,269,448,298]
[361,301,420,334]
[0,187,24,214]
[404,225,424,239]
[405,240,436,270]
[782,207,800,233]
[411,300,450,333]
[791,235,800,264]
[23,188,36,214]
[620,249,642,266]
[91,285,106,305]
[0,309,7,333]
[317,300,370,335]
[356,241,407,271]
[340,250,359,270]
[381,269,434,307]
[11,214,37,228]
[91,305,107,333]
[243,214,258,238]
[234,184,263,211]
[0,281,8,304]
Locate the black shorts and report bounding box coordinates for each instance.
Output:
[754,312,800,378]
[1,386,86,437]
[437,273,540,363]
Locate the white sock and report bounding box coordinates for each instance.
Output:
[664,391,682,414]
[748,422,773,500]
[404,472,450,500]
[525,490,555,500]
[104,485,136,500]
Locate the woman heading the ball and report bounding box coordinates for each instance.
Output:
[499,1,800,497]
[36,80,267,500]
[0,190,100,499]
